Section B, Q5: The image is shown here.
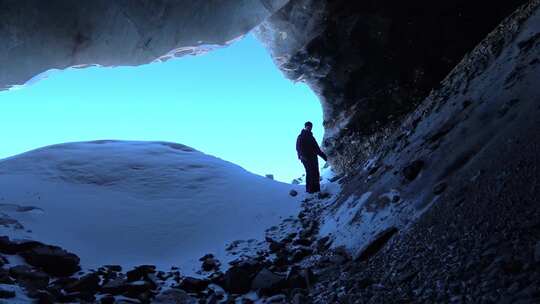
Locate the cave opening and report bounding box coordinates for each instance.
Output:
[0,34,323,183]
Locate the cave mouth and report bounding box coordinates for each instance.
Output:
[0,34,322,183]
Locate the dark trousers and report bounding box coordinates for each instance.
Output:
[302,157,320,193]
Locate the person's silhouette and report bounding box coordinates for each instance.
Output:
[296,121,327,193]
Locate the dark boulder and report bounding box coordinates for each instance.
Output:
[29,290,56,302]
[535,241,540,263]
[356,227,399,262]
[9,265,49,290]
[0,287,15,299]
[293,238,313,247]
[402,160,425,181]
[316,236,332,252]
[126,265,156,282]
[65,272,100,293]
[101,278,129,295]
[0,268,14,284]
[268,241,286,253]
[104,265,122,272]
[178,277,209,293]
[0,236,43,254]
[20,244,80,277]
[286,267,315,290]
[291,246,314,263]
[222,259,262,294]
[433,181,448,194]
[100,295,116,304]
[152,288,196,304]
[199,254,220,272]
[123,280,156,298]
[208,271,225,287]
[251,268,286,296]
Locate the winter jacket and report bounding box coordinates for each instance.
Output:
[296,129,327,161]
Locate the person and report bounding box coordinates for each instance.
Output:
[296,121,327,193]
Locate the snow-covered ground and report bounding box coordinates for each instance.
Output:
[0,141,301,274]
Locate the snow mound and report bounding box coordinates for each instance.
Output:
[0,141,301,274]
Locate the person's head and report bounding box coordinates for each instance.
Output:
[304,121,313,131]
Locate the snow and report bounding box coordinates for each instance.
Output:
[319,192,373,245]
[0,284,31,303]
[0,141,301,275]
[319,188,416,256]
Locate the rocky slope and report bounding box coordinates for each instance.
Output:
[306,1,540,302]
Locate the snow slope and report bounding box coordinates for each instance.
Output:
[0,141,301,274]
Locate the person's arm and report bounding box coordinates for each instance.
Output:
[312,136,327,161]
[318,146,327,161]
[296,136,304,160]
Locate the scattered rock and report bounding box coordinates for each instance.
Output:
[433,182,447,195]
[0,268,14,284]
[100,295,116,304]
[124,280,156,296]
[292,237,312,247]
[289,190,298,197]
[126,265,156,282]
[266,294,287,303]
[223,260,261,294]
[291,246,313,263]
[200,254,220,272]
[251,268,286,295]
[356,277,373,289]
[101,278,129,295]
[269,240,286,253]
[178,277,209,293]
[9,265,49,290]
[396,269,418,284]
[152,288,196,304]
[65,272,100,293]
[316,236,332,252]
[286,267,314,290]
[402,160,425,181]
[0,237,42,255]
[0,287,15,299]
[20,244,80,276]
[534,241,540,263]
[105,265,122,272]
[356,227,398,262]
[292,293,308,304]
[317,192,331,199]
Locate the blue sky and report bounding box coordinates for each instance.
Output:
[0,34,323,182]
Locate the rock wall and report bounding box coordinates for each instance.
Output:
[309,1,540,301]
[0,0,288,89]
[317,0,540,257]
[255,0,530,172]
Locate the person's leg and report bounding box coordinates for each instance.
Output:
[302,160,313,193]
[312,158,320,193]
[313,168,321,193]
[305,158,319,193]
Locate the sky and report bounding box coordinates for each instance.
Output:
[0,34,323,183]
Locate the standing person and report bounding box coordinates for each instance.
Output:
[296,121,327,193]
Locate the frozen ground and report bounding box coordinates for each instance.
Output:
[0,140,301,275]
